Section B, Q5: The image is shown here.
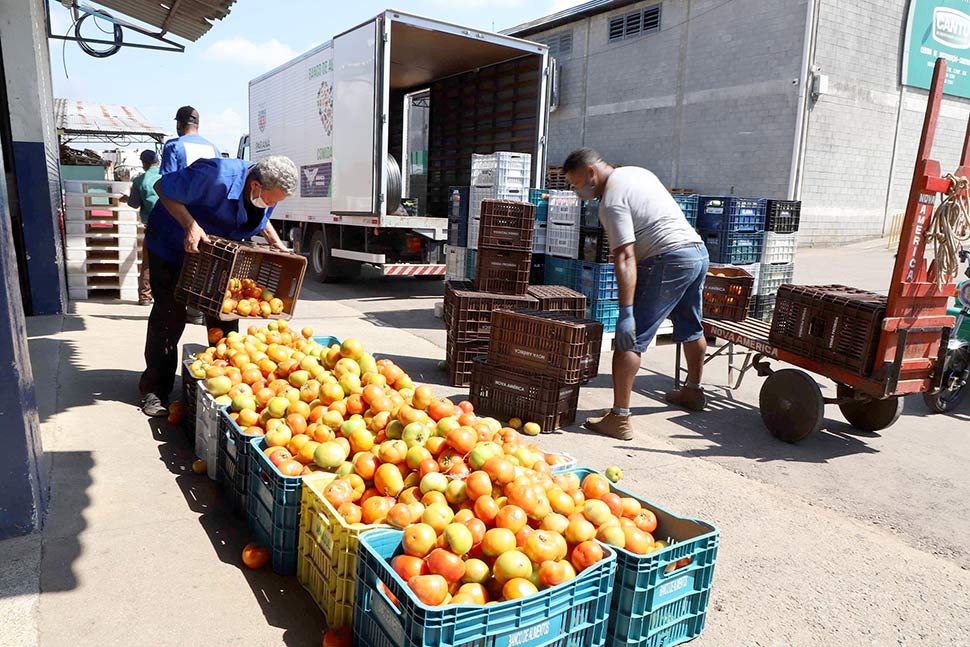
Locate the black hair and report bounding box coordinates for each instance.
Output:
[563,148,602,173]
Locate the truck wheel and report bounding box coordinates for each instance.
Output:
[836,383,904,431]
[759,369,824,443]
[922,351,968,413]
[309,229,360,283]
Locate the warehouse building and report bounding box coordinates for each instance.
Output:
[507,0,970,246]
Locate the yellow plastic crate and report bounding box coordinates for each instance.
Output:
[298,472,389,628]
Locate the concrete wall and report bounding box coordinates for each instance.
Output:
[533,0,806,197]
[798,0,970,245]
[0,0,66,315]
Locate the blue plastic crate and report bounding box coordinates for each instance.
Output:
[181,359,199,437]
[354,528,617,647]
[448,187,469,246]
[529,188,549,222]
[672,194,699,229]
[312,335,341,349]
[216,408,263,516]
[697,196,766,233]
[578,261,618,301]
[566,468,719,647]
[247,436,304,575]
[587,299,619,333]
[466,249,478,281]
[701,230,764,265]
[544,255,578,288]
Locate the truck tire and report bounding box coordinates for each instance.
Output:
[309,228,360,283]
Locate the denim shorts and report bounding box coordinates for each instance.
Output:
[632,243,709,352]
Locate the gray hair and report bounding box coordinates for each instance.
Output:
[251,155,298,195]
[563,148,603,174]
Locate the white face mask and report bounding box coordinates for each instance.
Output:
[574,179,596,201]
[251,185,269,209]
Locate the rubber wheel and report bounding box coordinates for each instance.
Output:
[836,383,904,431]
[759,369,825,443]
[308,229,360,283]
[922,350,968,413]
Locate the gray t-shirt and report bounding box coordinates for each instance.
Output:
[600,166,702,261]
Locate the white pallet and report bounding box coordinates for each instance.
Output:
[67,269,138,288]
[762,232,798,265]
[547,190,582,226]
[470,152,532,189]
[65,245,139,263]
[68,285,139,301]
[195,387,222,481]
[65,220,140,237]
[533,222,547,254]
[65,233,140,249]
[546,221,581,259]
[445,245,468,281]
[65,206,139,222]
[64,180,130,194]
[65,192,128,208]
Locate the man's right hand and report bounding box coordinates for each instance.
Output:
[614,305,637,352]
[184,221,210,253]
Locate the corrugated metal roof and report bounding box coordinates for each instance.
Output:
[54,99,166,138]
[503,0,641,37]
[92,0,237,42]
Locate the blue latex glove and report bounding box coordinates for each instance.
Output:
[614,305,636,352]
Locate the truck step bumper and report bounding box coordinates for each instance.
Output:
[383,263,446,277]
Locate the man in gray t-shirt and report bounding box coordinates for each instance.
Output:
[564,148,710,441]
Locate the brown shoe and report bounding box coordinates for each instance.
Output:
[584,411,633,441]
[665,387,707,412]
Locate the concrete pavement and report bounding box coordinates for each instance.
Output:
[2,238,969,646]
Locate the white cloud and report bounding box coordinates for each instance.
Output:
[202,37,298,70]
[195,107,246,156]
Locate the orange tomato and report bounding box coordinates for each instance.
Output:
[241,542,270,569]
[495,505,528,533]
[392,554,428,581]
[337,502,362,524]
[581,474,611,500]
[502,577,538,600]
[570,540,604,572]
[407,574,448,606]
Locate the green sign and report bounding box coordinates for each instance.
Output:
[903,0,970,98]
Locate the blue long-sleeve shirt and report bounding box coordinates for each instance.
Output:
[160,133,221,174]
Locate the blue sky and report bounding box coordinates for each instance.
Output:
[48,0,577,154]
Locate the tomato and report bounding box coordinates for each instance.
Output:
[337,502,362,524]
[620,497,642,518]
[362,496,393,524]
[241,542,270,569]
[463,517,487,546]
[403,523,438,558]
[481,527,517,557]
[502,577,538,600]
[458,581,489,603]
[634,509,658,534]
[446,426,477,454]
[374,463,405,497]
[538,560,568,587]
[407,574,449,606]
[495,505,528,533]
[386,503,413,529]
[505,481,539,516]
[570,540,604,572]
[427,399,456,422]
[322,626,352,647]
[465,471,493,501]
[457,400,474,414]
[278,459,304,476]
[427,548,466,583]
[482,457,515,486]
[523,530,568,564]
[392,554,429,582]
[474,496,500,526]
[458,411,478,427]
[323,479,354,509]
[581,474,611,500]
[600,492,624,517]
[493,550,532,585]
[564,517,596,544]
[623,526,652,555]
[421,502,455,534]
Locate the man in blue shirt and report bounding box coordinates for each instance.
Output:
[161,106,221,174]
[138,155,297,417]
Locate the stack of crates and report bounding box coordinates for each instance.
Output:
[445,187,469,280]
[753,200,801,321]
[63,180,142,301]
[529,188,549,281]
[466,152,531,249]
[473,200,535,295]
[545,190,582,259]
[697,196,766,314]
[673,193,699,228]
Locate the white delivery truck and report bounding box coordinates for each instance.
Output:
[242,10,551,282]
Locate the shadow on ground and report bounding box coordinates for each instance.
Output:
[149,418,326,645]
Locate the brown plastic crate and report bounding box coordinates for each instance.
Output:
[445,281,539,342]
[703,266,755,322]
[527,284,587,317]
[769,284,887,377]
[478,200,536,252]
[488,309,589,384]
[469,357,579,431]
[580,319,604,384]
[474,248,531,296]
[446,335,488,387]
[176,237,307,321]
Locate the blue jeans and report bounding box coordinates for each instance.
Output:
[632,243,709,353]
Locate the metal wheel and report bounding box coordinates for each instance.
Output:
[759,369,825,443]
[922,350,968,413]
[309,228,359,283]
[836,383,904,431]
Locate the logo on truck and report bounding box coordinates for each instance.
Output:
[933,7,970,49]
[317,81,333,136]
[257,109,266,133]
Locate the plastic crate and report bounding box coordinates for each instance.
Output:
[470,357,580,431]
[672,194,699,228]
[547,190,582,225]
[770,285,887,377]
[447,187,469,247]
[578,261,619,302]
[478,200,536,252]
[527,284,587,317]
[446,336,489,387]
[247,436,304,575]
[710,262,761,295]
[195,387,225,481]
[468,187,529,247]
[580,318,604,383]
[445,245,467,281]
[587,299,619,333]
[529,188,549,222]
[181,358,200,437]
[582,199,601,228]
[701,230,764,265]
[298,472,389,629]
[696,197,767,233]
[580,226,612,263]
[565,469,719,647]
[530,254,546,285]
[470,152,532,189]
[547,452,578,473]
[702,266,755,322]
[546,166,571,191]
[488,309,590,384]
[533,223,547,254]
[444,281,539,342]
[355,528,616,647]
[216,408,262,516]
[749,294,776,322]
[761,232,798,265]
[543,255,579,289]
[765,199,801,233]
[175,237,307,321]
[466,249,477,281]
[757,262,794,297]
[546,221,581,259]
[474,248,531,296]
